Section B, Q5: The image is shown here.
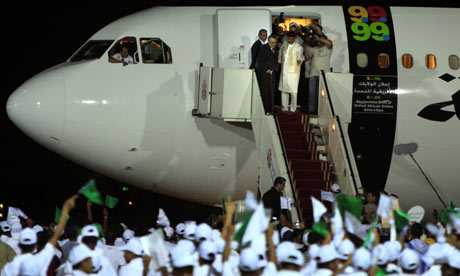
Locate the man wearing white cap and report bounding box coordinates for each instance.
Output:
[119,237,148,276]
[336,239,354,274]
[171,245,195,276]
[122,229,135,244]
[351,247,371,275]
[310,244,339,276]
[398,248,420,275]
[195,240,218,276]
[0,222,20,255]
[184,222,197,243]
[276,241,304,275]
[1,195,77,276]
[195,223,212,243]
[238,248,264,276]
[68,244,94,275]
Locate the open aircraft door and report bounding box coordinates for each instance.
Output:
[216,9,271,69]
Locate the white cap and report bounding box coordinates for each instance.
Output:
[308,243,320,260]
[122,229,134,242]
[239,248,260,272]
[372,244,388,265]
[122,237,144,256]
[214,236,226,254]
[175,223,185,235]
[176,239,196,253]
[280,227,293,239]
[19,228,37,245]
[184,222,197,241]
[317,244,338,264]
[0,221,10,232]
[171,246,195,268]
[211,229,221,241]
[164,226,174,239]
[384,241,402,262]
[82,225,99,238]
[68,244,94,265]
[353,247,371,271]
[19,256,40,276]
[331,183,341,193]
[337,239,355,260]
[276,241,304,266]
[199,240,217,261]
[399,248,420,271]
[195,223,212,242]
[32,225,44,233]
[448,250,460,269]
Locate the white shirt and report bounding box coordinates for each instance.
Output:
[101,245,125,271]
[119,258,144,276]
[1,243,54,276]
[111,53,134,64]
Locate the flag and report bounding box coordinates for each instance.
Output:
[394,210,410,232]
[54,207,70,223]
[233,212,253,244]
[245,191,258,211]
[311,196,327,222]
[313,220,329,238]
[241,203,269,245]
[7,207,28,225]
[140,228,169,269]
[331,204,345,247]
[377,194,394,218]
[157,208,170,227]
[336,194,363,221]
[79,179,104,205]
[362,227,376,249]
[321,190,335,202]
[344,211,367,240]
[440,210,449,224]
[105,195,119,209]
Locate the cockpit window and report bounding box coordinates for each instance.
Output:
[69,40,114,62]
[108,37,138,65]
[140,38,172,64]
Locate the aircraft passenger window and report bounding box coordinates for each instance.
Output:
[140,38,172,64]
[108,37,138,65]
[425,54,436,70]
[357,53,368,68]
[378,53,390,69]
[448,55,459,70]
[70,40,114,62]
[402,54,413,69]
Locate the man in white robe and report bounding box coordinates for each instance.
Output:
[278,31,304,112]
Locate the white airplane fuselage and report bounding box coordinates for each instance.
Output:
[6,6,460,214]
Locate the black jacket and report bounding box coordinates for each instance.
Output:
[256,44,278,73]
[262,187,282,219]
[250,40,263,69]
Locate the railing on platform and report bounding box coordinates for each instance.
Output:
[318,70,362,196]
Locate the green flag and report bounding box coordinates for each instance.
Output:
[313,221,329,238]
[105,195,119,209]
[336,194,363,221]
[376,267,386,276]
[54,207,70,223]
[394,210,410,231]
[233,212,253,244]
[440,210,449,224]
[79,179,104,205]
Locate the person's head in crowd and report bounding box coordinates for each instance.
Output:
[258,29,267,43]
[18,228,37,254]
[289,22,299,33]
[281,227,293,241]
[198,240,217,266]
[195,223,212,243]
[171,245,194,276]
[331,183,341,194]
[372,244,389,269]
[268,35,277,50]
[410,222,424,239]
[317,244,340,271]
[176,223,186,239]
[69,244,94,274]
[122,237,144,264]
[0,221,11,237]
[274,177,286,192]
[123,228,134,243]
[277,241,304,271]
[184,222,197,243]
[365,190,378,204]
[353,247,371,272]
[307,231,324,246]
[80,225,99,250]
[399,248,420,274]
[239,248,263,276]
[337,239,355,267]
[442,250,460,276]
[104,227,117,246]
[286,31,296,44]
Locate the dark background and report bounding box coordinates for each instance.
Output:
[1,1,459,227]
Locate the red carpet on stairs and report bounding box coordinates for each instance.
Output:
[276,112,332,228]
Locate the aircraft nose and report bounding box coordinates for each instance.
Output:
[6,69,65,146]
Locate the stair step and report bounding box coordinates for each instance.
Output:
[296,180,331,190]
[293,169,330,180]
[286,150,318,160]
[279,123,306,132]
[281,132,314,142]
[276,113,306,124]
[290,160,329,171]
[284,140,311,151]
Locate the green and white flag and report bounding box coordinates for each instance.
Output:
[311,196,327,222]
[336,194,363,221]
[79,179,104,205]
[105,195,119,209]
[313,220,329,238]
[54,207,70,224]
[394,210,410,232]
[242,202,269,245]
[377,194,394,219]
[344,211,367,240]
[331,204,345,247]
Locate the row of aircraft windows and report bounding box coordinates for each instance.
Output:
[356,53,460,70]
[70,37,172,64]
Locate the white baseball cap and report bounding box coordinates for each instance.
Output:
[0,221,10,232]
[308,243,320,260]
[164,226,174,239]
[175,223,185,235]
[384,240,402,262]
[280,227,293,240]
[122,229,134,242]
[239,248,260,272]
[176,239,196,253]
[19,255,40,276]
[211,229,221,241]
[68,244,94,266]
[32,225,44,233]
[317,244,339,264]
[331,183,341,193]
[337,239,355,260]
[171,246,195,268]
[19,228,37,245]
[82,225,99,238]
[399,248,420,271]
[448,250,460,269]
[199,240,217,261]
[372,244,388,265]
[353,247,371,271]
[195,223,212,242]
[276,241,304,266]
[122,237,144,256]
[184,222,197,241]
[214,236,226,254]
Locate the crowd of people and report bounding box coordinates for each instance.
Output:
[250,16,333,116]
[1,177,460,276]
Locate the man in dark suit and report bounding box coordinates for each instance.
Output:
[256,35,279,114]
[249,29,267,70]
[262,176,286,221]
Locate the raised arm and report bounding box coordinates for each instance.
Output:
[49,195,78,247]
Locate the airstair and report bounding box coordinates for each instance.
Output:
[193,66,362,226]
